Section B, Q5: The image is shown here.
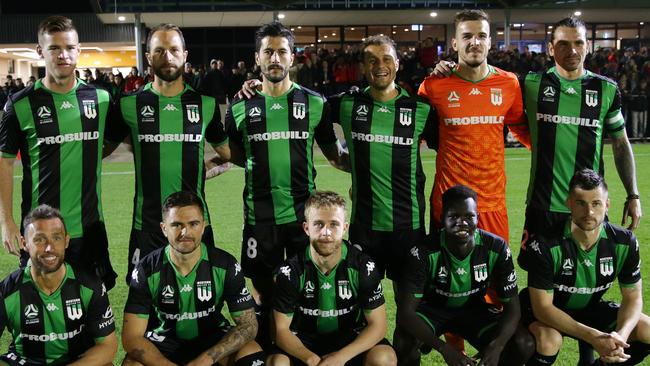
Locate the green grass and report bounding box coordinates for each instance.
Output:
[3,143,650,365]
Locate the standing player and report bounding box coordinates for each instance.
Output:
[0,205,117,365]
[122,191,265,366]
[104,23,230,279]
[225,22,348,318]
[0,15,117,289]
[328,35,436,284]
[396,185,533,366]
[519,16,642,264]
[418,9,530,243]
[523,169,649,365]
[269,191,396,366]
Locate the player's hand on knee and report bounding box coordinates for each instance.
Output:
[1,221,23,256]
[591,331,629,358]
[440,342,476,366]
[316,352,346,366]
[238,79,262,99]
[431,61,456,78]
[475,343,503,366]
[599,345,631,363]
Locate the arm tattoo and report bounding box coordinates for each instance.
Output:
[612,137,638,194]
[206,308,258,363]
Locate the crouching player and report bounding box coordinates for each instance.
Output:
[396,185,534,366]
[268,191,397,366]
[522,169,650,365]
[121,191,265,366]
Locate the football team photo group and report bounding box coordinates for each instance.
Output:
[0,5,648,366]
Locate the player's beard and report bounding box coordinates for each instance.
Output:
[154,64,183,83]
[463,46,486,68]
[262,64,289,83]
[312,238,342,258]
[33,254,65,275]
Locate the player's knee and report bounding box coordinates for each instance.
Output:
[529,321,563,354]
[233,348,266,366]
[512,326,537,361]
[121,355,145,366]
[364,344,397,366]
[266,353,291,366]
[630,313,650,344]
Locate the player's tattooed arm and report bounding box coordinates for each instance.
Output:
[121,313,176,366]
[192,308,258,365]
[321,140,351,172]
[611,134,642,230]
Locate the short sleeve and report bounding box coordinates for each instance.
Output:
[400,246,430,298]
[420,103,439,150]
[86,282,116,339]
[0,97,23,156]
[224,104,243,144]
[272,263,301,315]
[491,241,518,300]
[314,101,337,146]
[526,238,556,291]
[104,96,130,143]
[205,101,228,147]
[358,255,385,310]
[604,85,625,137]
[124,264,153,316]
[327,93,343,125]
[222,256,255,314]
[618,234,641,287]
[504,76,527,125]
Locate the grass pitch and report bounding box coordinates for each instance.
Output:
[2,143,649,365]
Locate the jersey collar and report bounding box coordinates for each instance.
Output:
[24,262,73,298]
[144,81,191,98]
[362,84,409,102]
[563,219,608,251]
[439,230,482,261]
[257,82,298,99]
[164,242,208,278]
[549,66,591,82]
[451,64,496,84]
[305,240,349,275]
[34,78,83,95]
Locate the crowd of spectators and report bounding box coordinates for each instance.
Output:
[1,42,648,137]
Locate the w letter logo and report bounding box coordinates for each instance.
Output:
[186,104,200,123]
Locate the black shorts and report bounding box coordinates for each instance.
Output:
[144,327,229,364]
[240,222,308,279]
[518,207,570,271]
[270,332,391,366]
[20,220,117,290]
[348,224,425,280]
[415,301,504,350]
[519,288,619,333]
[126,226,215,284]
[0,351,32,366]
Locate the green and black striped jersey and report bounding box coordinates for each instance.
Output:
[526,221,640,311]
[107,83,227,232]
[273,243,385,336]
[329,86,435,231]
[0,264,115,365]
[523,67,626,213]
[402,230,518,308]
[225,83,338,225]
[125,243,254,341]
[0,79,112,238]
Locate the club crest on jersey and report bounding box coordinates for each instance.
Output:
[293,102,306,119]
[490,88,503,106]
[473,263,488,282]
[600,257,614,276]
[65,299,83,320]
[140,105,155,123]
[82,100,97,119]
[37,106,53,124]
[185,104,200,123]
[399,108,413,126]
[585,90,599,107]
[305,281,315,298]
[197,281,212,302]
[338,280,353,300]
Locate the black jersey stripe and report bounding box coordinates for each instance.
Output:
[19,143,33,226]
[575,77,603,176]
[303,263,319,334]
[554,241,578,307]
[245,97,274,224]
[30,91,61,210]
[19,283,45,361]
[60,280,89,359]
[351,96,374,226]
[158,258,180,339]
[76,89,101,227]
[531,73,561,211]
[194,258,219,335]
[392,98,415,229]
[136,91,162,231]
[180,92,202,199]
[287,90,310,222]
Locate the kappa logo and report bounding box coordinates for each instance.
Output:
[399,108,413,126]
[235,263,241,276]
[101,284,107,297]
[270,103,284,110]
[447,91,460,102]
[585,90,599,107]
[490,88,502,106]
[305,281,315,298]
[46,303,58,312]
[473,263,488,282]
[583,259,593,267]
[82,100,97,119]
[60,101,74,110]
[251,360,264,366]
[180,284,193,293]
[163,103,177,111]
[131,268,139,283]
[292,102,305,119]
[505,246,512,260]
[378,105,390,113]
[321,282,332,290]
[24,304,38,319]
[186,104,200,123]
[366,261,375,275]
[456,267,467,276]
[280,266,291,280]
[469,88,482,96]
[162,285,175,299]
[599,257,614,276]
[566,87,577,95]
[65,299,83,320]
[410,246,420,260]
[197,281,212,302]
[249,106,262,118]
[338,280,353,300]
[529,240,541,254]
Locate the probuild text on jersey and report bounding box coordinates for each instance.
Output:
[536,113,600,127]
[37,131,99,145]
[247,131,309,142]
[443,115,505,126]
[351,132,413,145]
[138,134,203,143]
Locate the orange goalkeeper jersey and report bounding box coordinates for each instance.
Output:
[418,65,530,214]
